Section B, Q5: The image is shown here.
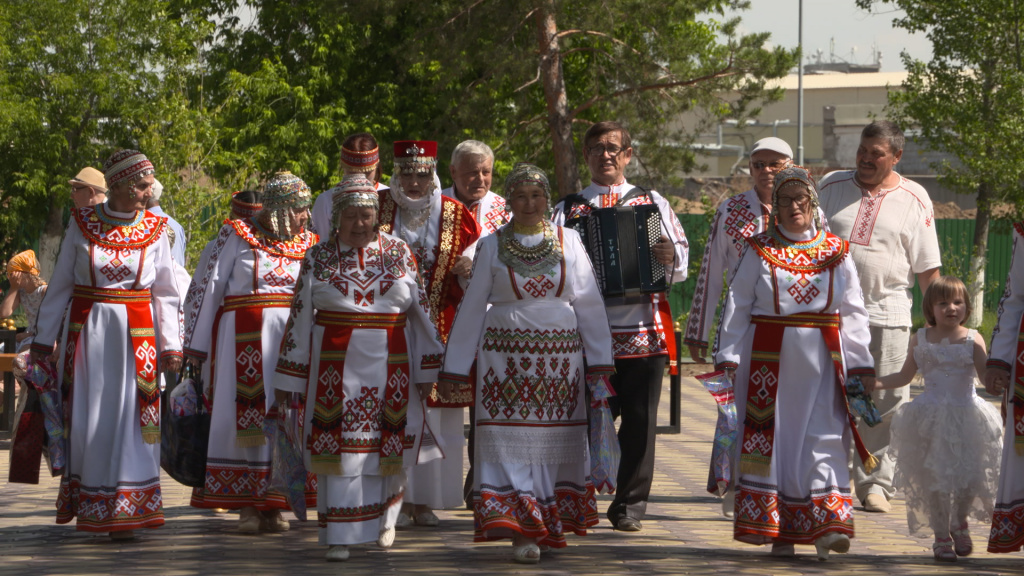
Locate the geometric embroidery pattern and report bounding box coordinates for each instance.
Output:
[734,482,854,545]
[56,475,164,532]
[472,480,598,548]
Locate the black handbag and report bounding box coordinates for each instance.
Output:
[160,363,210,488]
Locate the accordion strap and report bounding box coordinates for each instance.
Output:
[616,185,652,206]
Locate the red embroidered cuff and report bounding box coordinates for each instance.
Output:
[714,361,738,371]
[986,358,1012,372]
[421,353,442,370]
[183,347,208,362]
[276,358,309,378]
[847,366,876,378]
[30,342,54,356]
[586,364,616,376]
[682,336,709,349]
[437,370,471,385]
[160,350,183,361]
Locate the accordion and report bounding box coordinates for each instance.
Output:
[566,202,667,300]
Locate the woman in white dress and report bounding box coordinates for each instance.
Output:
[714,166,875,560]
[31,149,182,540]
[984,220,1024,554]
[438,163,614,564]
[274,174,444,561]
[184,172,317,532]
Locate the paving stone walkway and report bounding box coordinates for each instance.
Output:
[1,376,1020,575]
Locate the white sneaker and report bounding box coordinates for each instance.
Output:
[325,545,350,561]
[395,512,412,529]
[238,507,261,533]
[721,490,735,518]
[377,526,396,548]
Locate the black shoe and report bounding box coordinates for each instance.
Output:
[615,517,642,532]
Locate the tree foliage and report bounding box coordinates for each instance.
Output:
[0,0,794,270]
[857,0,1024,325]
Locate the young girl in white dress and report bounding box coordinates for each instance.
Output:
[867,275,1003,562]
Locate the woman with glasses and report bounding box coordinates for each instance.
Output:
[714,166,875,560]
[183,172,318,533]
[30,150,182,540]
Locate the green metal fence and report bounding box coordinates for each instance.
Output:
[669,215,1017,322]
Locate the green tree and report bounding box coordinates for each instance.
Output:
[0,0,216,274]
[369,0,796,197]
[858,0,1024,326]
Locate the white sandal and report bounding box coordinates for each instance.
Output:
[325,545,350,561]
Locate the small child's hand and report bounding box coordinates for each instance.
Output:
[984,367,1010,396]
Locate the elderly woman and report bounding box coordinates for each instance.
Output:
[713,166,876,560]
[30,149,182,539]
[274,174,443,561]
[438,163,614,564]
[183,172,318,532]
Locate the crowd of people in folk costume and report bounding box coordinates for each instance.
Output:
[2,118,1023,564]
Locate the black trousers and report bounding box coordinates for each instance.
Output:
[607,355,665,523]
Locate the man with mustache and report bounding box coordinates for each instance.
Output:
[818,120,941,514]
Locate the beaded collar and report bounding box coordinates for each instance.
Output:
[497,220,562,278]
[748,225,848,274]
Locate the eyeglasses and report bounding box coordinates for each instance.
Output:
[776,195,811,208]
[751,160,788,171]
[587,145,625,157]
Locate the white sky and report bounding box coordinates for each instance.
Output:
[722,0,933,72]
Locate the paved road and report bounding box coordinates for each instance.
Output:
[1,376,1020,575]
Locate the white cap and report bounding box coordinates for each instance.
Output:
[750,137,794,159]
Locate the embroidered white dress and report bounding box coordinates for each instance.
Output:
[274,232,443,546]
[442,188,508,237]
[439,225,613,547]
[32,203,182,532]
[183,219,317,510]
[714,225,873,545]
[889,328,1002,538]
[987,221,1024,553]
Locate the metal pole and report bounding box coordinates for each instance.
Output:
[797,0,805,165]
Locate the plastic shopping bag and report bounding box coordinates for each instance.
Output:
[697,370,737,496]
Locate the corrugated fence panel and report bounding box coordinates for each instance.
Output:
[671,215,1016,322]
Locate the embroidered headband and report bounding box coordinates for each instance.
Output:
[503,162,551,197]
[341,144,380,174]
[103,149,155,187]
[231,190,263,219]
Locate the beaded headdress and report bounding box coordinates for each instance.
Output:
[770,165,822,231]
[393,140,438,175]
[331,173,379,231]
[103,149,155,188]
[231,190,263,219]
[341,144,379,175]
[259,171,312,238]
[503,162,551,198]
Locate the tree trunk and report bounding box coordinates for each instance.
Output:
[37,193,67,281]
[968,181,991,328]
[534,0,580,199]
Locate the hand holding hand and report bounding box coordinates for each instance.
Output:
[984,367,1010,396]
[860,376,878,395]
[688,344,707,364]
[163,356,183,374]
[451,256,473,278]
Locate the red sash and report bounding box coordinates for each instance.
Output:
[309,311,408,477]
[222,294,293,446]
[64,286,160,443]
[741,312,877,477]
